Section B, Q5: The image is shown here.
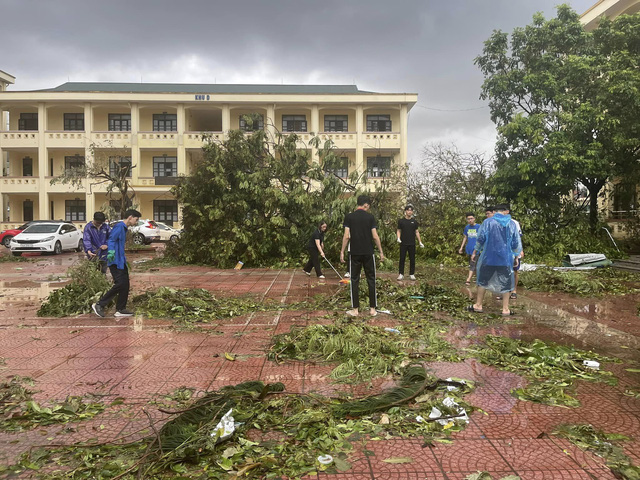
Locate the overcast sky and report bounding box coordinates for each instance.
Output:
[2,0,596,165]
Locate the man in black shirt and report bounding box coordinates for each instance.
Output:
[396,205,424,280]
[340,195,385,317]
[303,221,327,278]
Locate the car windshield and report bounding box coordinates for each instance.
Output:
[23,224,60,234]
[156,223,171,230]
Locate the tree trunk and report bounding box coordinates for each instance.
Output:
[587,183,602,233]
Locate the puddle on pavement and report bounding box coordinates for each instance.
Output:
[0,279,67,306]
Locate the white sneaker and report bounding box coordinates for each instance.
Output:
[304,270,311,276]
[409,275,416,280]
[318,275,325,279]
[344,272,350,278]
[397,274,404,280]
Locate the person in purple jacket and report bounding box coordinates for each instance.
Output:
[92,209,141,318]
[83,212,111,274]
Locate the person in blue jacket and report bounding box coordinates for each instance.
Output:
[468,204,522,316]
[83,211,111,274]
[92,209,141,318]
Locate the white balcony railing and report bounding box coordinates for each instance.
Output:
[0,131,39,148]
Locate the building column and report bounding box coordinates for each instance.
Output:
[86,189,96,219]
[310,104,319,163]
[222,104,230,136]
[177,104,186,175]
[356,105,364,174]
[130,103,140,187]
[37,103,48,220]
[399,104,408,167]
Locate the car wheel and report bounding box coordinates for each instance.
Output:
[2,236,13,248]
[12,252,22,257]
[54,241,62,255]
[133,233,145,245]
[75,240,83,252]
[169,235,178,243]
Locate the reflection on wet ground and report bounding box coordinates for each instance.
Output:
[0,254,638,478]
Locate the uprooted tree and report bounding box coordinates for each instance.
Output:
[49,142,136,220]
[476,6,640,234]
[173,128,396,267]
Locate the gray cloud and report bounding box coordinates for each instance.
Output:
[2,0,596,163]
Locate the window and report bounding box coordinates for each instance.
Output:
[328,157,348,178]
[612,183,637,218]
[23,200,34,222]
[18,113,38,130]
[154,200,178,226]
[153,113,177,131]
[366,115,392,132]
[65,199,86,222]
[108,113,131,131]
[153,156,177,177]
[367,156,391,178]
[282,115,307,132]
[239,114,264,132]
[109,156,132,178]
[65,155,85,174]
[324,115,348,132]
[22,157,33,177]
[64,113,85,131]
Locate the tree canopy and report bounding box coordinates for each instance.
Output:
[476,5,640,231]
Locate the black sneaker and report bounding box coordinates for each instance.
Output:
[92,303,105,318]
[114,309,134,317]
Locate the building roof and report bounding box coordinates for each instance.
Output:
[34,82,379,95]
[0,70,16,84]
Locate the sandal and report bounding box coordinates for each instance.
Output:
[510,292,517,299]
[502,310,516,317]
[465,281,471,286]
[467,305,484,313]
[345,310,359,317]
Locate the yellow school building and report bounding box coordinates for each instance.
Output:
[0,75,417,229]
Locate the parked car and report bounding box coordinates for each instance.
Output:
[1,220,66,248]
[154,222,181,242]
[9,222,83,256]
[129,219,161,245]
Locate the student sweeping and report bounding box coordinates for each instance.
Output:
[303,221,327,279]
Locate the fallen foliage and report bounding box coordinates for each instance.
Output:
[519,268,640,296]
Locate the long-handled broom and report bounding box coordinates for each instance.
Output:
[322,256,350,284]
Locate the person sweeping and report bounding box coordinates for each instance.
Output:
[303,221,327,279]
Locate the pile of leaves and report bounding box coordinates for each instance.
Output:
[37,260,110,317]
[519,268,640,296]
[464,474,520,480]
[268,318,413,383]
[132,287,272,324]
[470,336,618,407]
[553,424,640,479]
[4,369,475,479]
[0,254,32,263]
[0,376,107,432]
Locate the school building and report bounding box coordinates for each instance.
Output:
[0,75,417,230]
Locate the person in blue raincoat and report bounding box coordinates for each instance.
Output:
[468,204,522,316]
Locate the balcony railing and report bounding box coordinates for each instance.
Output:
[609,210,638,220]
[0,131,39,148]
[318,132,356,149]
[185,131,224,148]
[0,176,39,193]
[137,177,177,187]
[363,132,401,149]
[138,132,178,148]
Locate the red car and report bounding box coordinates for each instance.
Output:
[1,221,62,248]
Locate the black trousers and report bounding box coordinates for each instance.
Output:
[399,244,416,275]
[350,254,377,309]
[303,248,323,276]
[98,265,130,311]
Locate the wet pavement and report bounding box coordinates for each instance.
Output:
[0,251,638,479]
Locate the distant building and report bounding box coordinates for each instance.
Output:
[580,0,640,30]
[0,80,417,228]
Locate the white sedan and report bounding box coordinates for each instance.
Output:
[10,222,84,256]
[155,222,181,242]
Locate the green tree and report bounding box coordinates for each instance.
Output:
[476,6,640,232]
[173,129,365,267]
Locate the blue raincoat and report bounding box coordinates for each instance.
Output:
[475,213,522,293]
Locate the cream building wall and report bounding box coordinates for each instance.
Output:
[0,80,417,230]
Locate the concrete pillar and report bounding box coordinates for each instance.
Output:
[399,104,408,168]
[37,103,48,220]
[356,105,364,174]
[310,104,319,163]
[177,104,186,175]
[130,104,140,186]
[222,104,230,136]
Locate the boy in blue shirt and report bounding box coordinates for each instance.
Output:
[458,212,480,285]
[92,209,141,318]
[83,211,111,274]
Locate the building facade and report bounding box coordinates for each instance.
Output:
[0,80,417,230]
